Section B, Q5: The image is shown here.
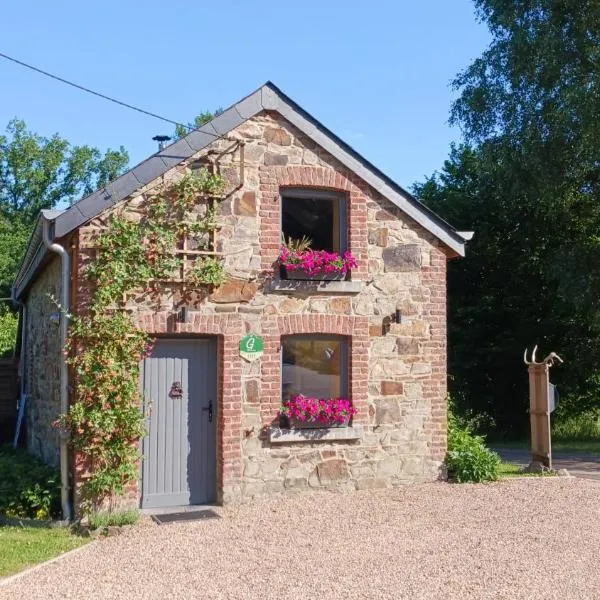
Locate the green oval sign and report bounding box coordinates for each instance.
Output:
[240,334,264,362]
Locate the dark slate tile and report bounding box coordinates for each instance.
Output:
[104,171,142,202]
[159,154,182,169]
[210,107,245,135]
[234,90,262,119]
[185,127,218,151]
[261,85,280,110]
[131,157,169,187]
[72,189,106,219]
[278,101,316,137]
[54,206,88,238]
[158,138,194,167]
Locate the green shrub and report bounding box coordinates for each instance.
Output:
[0,447,61,519]
[0,309,18,357]
[552,411,600,441]
[88,509,139,530]
[446,402,501,483]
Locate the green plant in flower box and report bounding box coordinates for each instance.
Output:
[189,257,227,287]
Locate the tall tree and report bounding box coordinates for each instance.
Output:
[416,1,600,435]
[0,119,128,298]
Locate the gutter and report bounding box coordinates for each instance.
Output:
[41,217,72,522]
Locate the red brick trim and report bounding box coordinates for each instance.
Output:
[258,166,368,279]
[260,314,369,427]
[420,247,448,462]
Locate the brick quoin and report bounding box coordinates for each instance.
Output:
[420,246,448,462]
[260,314,369,427]
[258,165,369,280]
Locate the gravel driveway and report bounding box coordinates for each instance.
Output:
[2,478,600,600]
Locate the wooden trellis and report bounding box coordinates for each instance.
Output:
[110,140,247,304]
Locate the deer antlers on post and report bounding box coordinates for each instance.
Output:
[524,345,564,366]
[523,345,539,365]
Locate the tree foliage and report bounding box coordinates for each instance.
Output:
[0,119,128,222]
[173,109,223,140]
[0,119,128,297]
[0,309,18,358]
[416,1,600,435]
[0,119,128,353]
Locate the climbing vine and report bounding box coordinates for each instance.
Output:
[56,168,226,511]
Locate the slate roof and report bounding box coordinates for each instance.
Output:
[13,81,470,299]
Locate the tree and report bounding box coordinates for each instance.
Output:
[0,119,128,297]
[173,110,223,140]
[416,1,600,435]
[0,119,128,355]
[0,310,18,357]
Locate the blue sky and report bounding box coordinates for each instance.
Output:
[0,1,490,189]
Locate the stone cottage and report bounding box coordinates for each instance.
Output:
[13,82,471,514]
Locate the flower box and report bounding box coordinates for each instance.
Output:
[287,415,350,429]
[278,247,357,280]
[282,266,346,282]
[280,395,357,430]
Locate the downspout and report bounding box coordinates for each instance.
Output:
[8,288,26,448]
[10,289,25,392]
[42,218,72,522]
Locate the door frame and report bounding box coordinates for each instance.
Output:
[139,335,220,508]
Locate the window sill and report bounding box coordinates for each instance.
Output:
[268,426,362,444]
[269,279,363,294]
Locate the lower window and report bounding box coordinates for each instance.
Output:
[281,335,348,402]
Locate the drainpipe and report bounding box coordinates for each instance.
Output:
[42,218,72,522]
[8,288,26,448]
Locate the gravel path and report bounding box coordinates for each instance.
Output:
[2,478,600,600]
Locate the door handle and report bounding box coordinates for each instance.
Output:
[202,400,213,423]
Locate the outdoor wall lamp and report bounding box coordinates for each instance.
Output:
[49,311,61,326]
[177,306,190,323]
[393,307,402,324]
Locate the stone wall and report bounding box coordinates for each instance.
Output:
[24,256,62,466]
[76,110,449,503]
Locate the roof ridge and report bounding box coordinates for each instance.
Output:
[13,82,470,298]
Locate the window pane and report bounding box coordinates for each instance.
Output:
[282,336,347,401]
[281,196,337,252]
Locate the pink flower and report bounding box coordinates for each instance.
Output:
[280,394,357,425]
[278,247,358,276]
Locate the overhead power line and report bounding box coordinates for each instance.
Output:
[0,51,212,134]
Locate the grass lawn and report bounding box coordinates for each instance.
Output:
[494,439,600,453]
[498,461,557,478]
[0,527,88,578]
[488,412,600,454]
[498,462,524,477]
[88,509,139,530]
[552,440,600,453]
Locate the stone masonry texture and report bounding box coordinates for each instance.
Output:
[24,256,62,467]
[69,110,450,504]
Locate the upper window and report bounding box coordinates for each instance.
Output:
[281,189,347,253]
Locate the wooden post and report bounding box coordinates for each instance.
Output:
[524,346,563,470]
[528,361,552,468]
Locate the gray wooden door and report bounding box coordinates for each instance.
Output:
[141,338,217,508]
